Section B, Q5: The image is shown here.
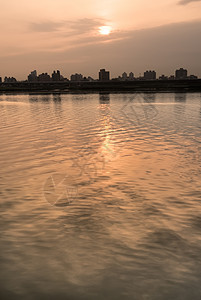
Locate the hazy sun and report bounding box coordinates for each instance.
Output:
[99,26,112,35]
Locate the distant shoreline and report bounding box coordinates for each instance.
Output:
[0,79,201,93]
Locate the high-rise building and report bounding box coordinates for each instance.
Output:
[99,69,110,81]
[38,73,51,82]
[144,70,156,80]
[70,73,83,81]
[122,72,127,81]
[52,70,61,81]
[28,70,38,82]
[129,72,134,81]
[175,68,187,79]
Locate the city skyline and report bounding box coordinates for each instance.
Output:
[0,67,199,83]
[0,1,201,79]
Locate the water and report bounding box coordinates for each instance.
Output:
[0,92,201,299]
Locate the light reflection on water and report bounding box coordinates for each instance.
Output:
[0,92,201,299]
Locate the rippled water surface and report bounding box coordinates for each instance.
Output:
[0,92,201,299]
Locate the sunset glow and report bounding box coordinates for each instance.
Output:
[0,0,201,78]
[99,26,112,35]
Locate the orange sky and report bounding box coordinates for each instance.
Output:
[0,0,201,79]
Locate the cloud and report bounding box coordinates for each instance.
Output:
[68,18,105,34]
[178,0,201,5]
[29,18,106,35]
[30,21,64,32]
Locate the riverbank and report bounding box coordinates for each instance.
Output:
[0,79,201,93]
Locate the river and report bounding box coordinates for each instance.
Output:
[0,92,201,299]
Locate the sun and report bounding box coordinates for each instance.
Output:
[99,26,112,35]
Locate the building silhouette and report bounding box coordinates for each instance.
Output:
[1,67,200,86]
[144,70,156,80]
[28,70,38,82]
[189,74,198,79]
[70,73,83,81]
[129,72,134,81]
[52,70,61,81]
[120,72,135,81]
[38,73,51,82]
[28,70,65,82]
[99,69,110,81]
[175,68,187,79]
[159,74,168,80]
[122,72,127,81]
[4,76,17,83]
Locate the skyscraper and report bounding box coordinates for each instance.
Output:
[28,70,38,82]
[99,69,110,81]
[52,70,61,81]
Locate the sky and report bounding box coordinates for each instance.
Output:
[0,0,201,79]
